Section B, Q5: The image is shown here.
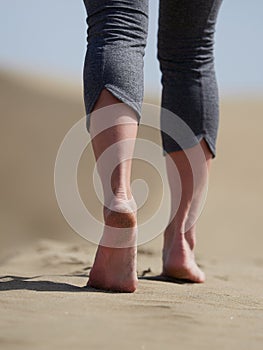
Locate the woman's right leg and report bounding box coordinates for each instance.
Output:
[83,0,149,292]
[88,90,139,292]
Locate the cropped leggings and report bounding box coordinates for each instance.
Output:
[83,0,223,157]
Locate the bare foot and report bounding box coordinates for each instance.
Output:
[87,197,138,292]
[162,228,205,283]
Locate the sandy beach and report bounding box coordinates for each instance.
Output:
[0,70,262,349]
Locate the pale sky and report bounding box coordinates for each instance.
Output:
[1,1,263,97]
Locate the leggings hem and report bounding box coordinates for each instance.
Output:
[163,134,216,158]
[85,84,141,131]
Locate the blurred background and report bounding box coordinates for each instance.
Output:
[1,1,263,262]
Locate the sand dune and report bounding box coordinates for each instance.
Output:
[0,70,263,349]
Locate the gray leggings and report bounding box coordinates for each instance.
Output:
[83,0,223,157]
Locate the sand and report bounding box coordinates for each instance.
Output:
[0,70,263,350]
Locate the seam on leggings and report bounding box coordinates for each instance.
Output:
[200,0,219,155]
[85,45,107,131]
[88,44,107,113]
[200,0,217,134]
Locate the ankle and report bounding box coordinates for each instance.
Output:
[164,225,196,252]
[114,191,132,202]
[185,230,196,250]
[111,187,133,201]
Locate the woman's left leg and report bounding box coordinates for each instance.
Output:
[158,0,223,282]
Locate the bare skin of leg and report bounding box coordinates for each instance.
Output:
[87,88,138,292]
[162,139,212,282]
[88,90,212,289]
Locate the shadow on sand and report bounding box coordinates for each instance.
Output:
[0,274,115,293]
[139,274,196,285]
[0,270,194,294]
